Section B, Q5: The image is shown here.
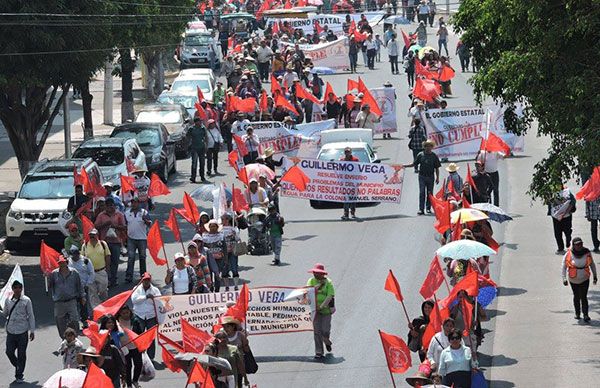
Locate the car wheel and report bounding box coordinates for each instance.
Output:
[160,161,169,182]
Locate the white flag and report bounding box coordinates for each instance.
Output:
[0,264,24,310]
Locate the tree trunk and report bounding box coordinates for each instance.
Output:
[142,51,160,100]
[80,80,94,140]
[120,49,136,123]
[154,51,165,98]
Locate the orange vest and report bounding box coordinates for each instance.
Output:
[565,250,593,279]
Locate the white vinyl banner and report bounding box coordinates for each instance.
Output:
[280,159,405,203]
[0,264,23,309]
[371,87,398,134]
[234,119,336,159]
[267,14,346,35]
[421,105,525,160]
[155,286,317,342]
[282,38,349,70]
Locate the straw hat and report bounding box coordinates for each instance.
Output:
[422,139,435,147]
[262,147,275,158]
[445,163,459,173]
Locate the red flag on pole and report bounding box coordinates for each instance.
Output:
[73,165,84,186]
[384,269,403,302]
[272,20,281,35]
[322,82,338,103]
[92,289,134,320]
[83,321,109,351]
[295,83,321,104]
[259,89,269,112]
[275,94,299,115]
[183,192,200,224]
[284,0,292,9]
[347,78,359,91]
[400,29,411,48]
[378,330,412,374]
[186,361,207,385]
[280,165,310,191]
[81,215,95,243]
[228,150,240,171]
[233,134,249,157]
[148,173,171,197]
[164,208,181,242]
[480,131,511,155]
[120,174,136,194]
[122,325,158,352]
[442,271,479,308]
[314,19,324,34]
[429,195,451,234]
[195,102,207,121]
[197,86,205,103]
[438,64,456,82]
[147,221,168,266]
[348,19,357,34]
[222,283,250,322]
[181,318,213,353]
[465,164,479,194]
[460,297,474,337]
[232,186,250,212]
[413,77,442,102]
[419,256,445,300]
[160,344,182,372]
[357,78,383,116]
[422,301,449,348]
[451,213,463,242]
[75,199,93,218]
[576,167,600,201]
[271,74,283,95]
[40,240,60,275]
[82,362,113,388]
[80,167,93,194]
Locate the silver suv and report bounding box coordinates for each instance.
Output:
[179,30,220,69]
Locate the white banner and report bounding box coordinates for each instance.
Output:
[421,105,525,160]
[280,159,405,203]
[155,286,317,342]
[0,264,23,310]
[234,119,336,159]
[282,37,349,70]
[371,87,397,134]
[267,14,346,35]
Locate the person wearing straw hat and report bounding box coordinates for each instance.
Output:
[344,96,362,128]
[404,139,441,215]
[131,272,161,359]
[444,162,463,200]
[307,264,335,359]
[77,346,105,370]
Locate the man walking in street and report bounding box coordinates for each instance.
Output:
[263,204,284,265]
[470,161,493,203]
[408,118,427,173]
[47,256,85,337]
[340,147,360,220]
[476,150,505,206]
[94,197,126,287]
[256,40,273,83]
[404,139,441,214]
[81,228,110,308]
[3,280,35,384]
[307,264,335,360]
[131,272,161,360]
[124,196,151,283]
[67,245,95,326]
[188,117,208,183]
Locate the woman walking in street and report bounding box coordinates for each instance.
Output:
[387,33,400,74]
[438,328,477,388]
[562,237,597,322]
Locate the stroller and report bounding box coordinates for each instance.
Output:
[247,206,272,255]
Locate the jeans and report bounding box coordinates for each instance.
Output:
[6,331,28,379]
[349,53,358,72]
[590,219,599,250]
[367,49,376,69]
[135,316,158,359]
[343,202,356,217]
[570,279,590,317]
[125,348,143,385]
[389,55,398,73]
[407,71,415,87]
[552,216,572,251]
[190,147,206,180]
[488,171,500,206]
[271,235,282,262]
[313,312,332,356]
[438,39,449,56]
[362,50,368,66]
[243,151,258,165]
[258,61,270,81]
[418,175,435,212]
[206,146,219,174]
[459,55,470,71]
[412,149,421,172]
[428,13,435,27]
[223,252,239,278]
[126,238,147,281]
[107,242,121,285]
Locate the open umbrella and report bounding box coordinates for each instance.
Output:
[409,44,422,53]
[43,368,87,388]
[418,46,436,59]
[470,203,513,223]
[383,15,410,24]
[436,240,496,260]
[189,184,232,202]
[451,208,489,224]
[243,163,276,181]
[175,353,232,373]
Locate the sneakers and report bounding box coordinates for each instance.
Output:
[314,354,324,360]
[593,248,600,253]
[417,210,424,215]
[341,215,349,221]
[575,315,581,320]
[190,178,196,183]
[325,342,332,352]
[584,315,591,322]
[426,209,432,214]
[556,249,566,255]
[14,378,24,384]
[351,213,357,219]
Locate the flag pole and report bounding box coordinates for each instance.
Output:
[378,330,398,388]
[400,299,411,325]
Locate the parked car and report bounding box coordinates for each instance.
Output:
[134,103,191,158]
[110,123,176,182]
[5,158,103,249]
[72,137,146,185]
[178,30,220,69]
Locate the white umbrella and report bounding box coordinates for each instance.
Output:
[43,368,87,388]
[436,239,496,260]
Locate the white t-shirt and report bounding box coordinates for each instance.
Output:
[231,119,250,134]
[476,151,502,173]
[172,267,189,294]
[124,208,149,240]
[256,46,273,63]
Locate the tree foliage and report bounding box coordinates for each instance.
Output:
[453,0,600,201]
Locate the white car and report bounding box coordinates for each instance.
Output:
[169,69,216,102]
[5,158,103,249]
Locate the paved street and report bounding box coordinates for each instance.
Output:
[1,17,598,388]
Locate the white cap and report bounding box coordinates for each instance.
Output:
[192,233,203,242]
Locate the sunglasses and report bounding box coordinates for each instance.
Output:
[449,336,461,340]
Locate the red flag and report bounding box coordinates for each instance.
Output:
[228,150,240,172]
[158,332,184,353]
[195,102,207,120]
[429,195,451,234]
[181,318,213,353]
[197,86,205,103]
[483,234,500,253]
[272,20,281,35]
[462,196,471,209]
[438,64,456,82]
[237,166,249,185]
[256,0,271,18]
[232,186,250,212]
[148,172,171,197]
[352,29,368,42]
[451,213,463,242]
[82,362,112,388]
[415,60,436,80]
[147,221,168,266]
[92,289,133,320]
[80,167,92,194]
[160,344,182,372]
[422,301,449,348]
[348,20,357,34]
[442,271,479,308]
[295,82,321,104]
[231,96,257,113]
[73,165,84,186]
[378,330,412,374]
[120,174,136,194]
[480,131,511,155]
[413,77,442,102]
[460,297,474,337]
[271,74,283,95]
[314,20,324,34]
[577,167,600,201]
[280,165,310,191]
[83,321,109,351]
[419,256,445,299]
[75,199,93,218]
[384,269,403,302]
[186,361,207,385]
[81,215,95,243]
[401,29,411,48]
[123,325,157,352]
[40,240,60,275]
[347,78,359,91]
[259,89,269,112]
[233,134,249,157]
[465,164,479,194]
[183,192,200,224]
[275,94,299,115]
[284,0,292,9]
[357,78,382,116]
[322,82,338,103]
[204,373,216,388]
[223,283,250,322]
[435,178,446,200]
[164,208,181,242]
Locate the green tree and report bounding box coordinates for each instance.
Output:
[0,0,114,176]
[453,0,600,201]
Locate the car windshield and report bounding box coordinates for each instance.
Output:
[72,147,124,166]
[113,129,161,147]
[171,79,210,94]
[19,176,74,199]
[184,34,211,46]
[318,148,370,162]
[157,95,195,109]
[136,110,182,124]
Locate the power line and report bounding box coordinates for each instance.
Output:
[0,43,178,57]
[92,0,198,9]
[0,12,196,17]
[0,20,192,27]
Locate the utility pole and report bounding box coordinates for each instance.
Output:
[63,86,72,158]
[103,61,114,125]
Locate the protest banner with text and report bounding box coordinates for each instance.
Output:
[371,87,398,135]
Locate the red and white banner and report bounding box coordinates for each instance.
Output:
[280,159,405,203]
[282,37,349,70]
[371,87,397,135]
[155,286,316,342]
[421,105,525,160]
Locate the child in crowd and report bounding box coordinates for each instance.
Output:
[57,328,84,368]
